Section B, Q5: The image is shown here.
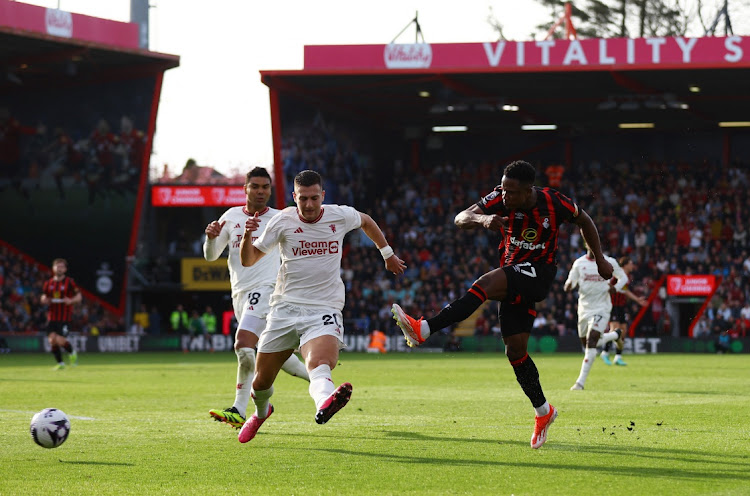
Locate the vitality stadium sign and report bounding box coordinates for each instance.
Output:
[305,36,750,71]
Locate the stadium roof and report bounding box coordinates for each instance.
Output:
[261,38,750,135]
[0,0,179,92]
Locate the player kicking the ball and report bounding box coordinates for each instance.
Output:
[237,170,405,443]
[204,168,309,430]
[392,160,612,449]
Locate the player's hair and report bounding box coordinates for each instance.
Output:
[294,169,323,188]
[246,167,271,184]
[51,258,67,267]
[618,256,632,267]
[503,160,536,185]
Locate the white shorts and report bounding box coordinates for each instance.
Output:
[577,311,610,338]
[233,285,274,322]
[257,302,345,353]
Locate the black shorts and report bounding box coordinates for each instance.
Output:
[46,321,71,337]
[498,262,557,337]
[610,305,626,323]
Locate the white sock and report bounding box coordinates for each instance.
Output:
[600,350,609,359]
[614,353,623,361]
[575,348,598,386]
[534,400,550,417]
[596,330,619,347]
[281,353,310,382]
[420,320,431,339]
[250,386,273,419]
[309,364,336,409]
[233,347,255,418]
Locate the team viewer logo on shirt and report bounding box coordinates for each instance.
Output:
[293,240,339,256]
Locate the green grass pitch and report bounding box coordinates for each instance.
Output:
[1,352,748,495]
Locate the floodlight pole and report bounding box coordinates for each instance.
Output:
[391,11,425,44]
[130,0,150,49]
[545,2,577,40]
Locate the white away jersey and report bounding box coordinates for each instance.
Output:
[565,254,627,317]
[254,204,362,311]
[203,206,280,297]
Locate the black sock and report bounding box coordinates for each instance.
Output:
[426,284,486,332]
[603,341,611,353]
[63,342,73,353]
[52,346,63,363]
[510,353,546,408]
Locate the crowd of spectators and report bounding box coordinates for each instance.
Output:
[4,108,750,351]
[0,244,125,336]
[0,106,148,205]
[278,115,750,346]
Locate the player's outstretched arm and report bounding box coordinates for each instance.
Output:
[239,213,266,267]
[573,209,613,279]
[359,213,406,275]
[624,289,648,306]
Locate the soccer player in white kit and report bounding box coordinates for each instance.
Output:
[203,167,309,430]
[237,170,406,443]
[564,237,628,391]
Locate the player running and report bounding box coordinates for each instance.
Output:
[40,258,81,370]
[392,160,613,449]
[564,240,628,390]
[237,170,405,443]
[204,167,309,429]
[601,256,647,366]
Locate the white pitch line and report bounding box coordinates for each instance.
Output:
[0,409,96,420]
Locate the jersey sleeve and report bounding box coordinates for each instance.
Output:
[611,259,629,292]
[203,210,231,261]
[476,187,505,215]
[67,278,80,296]
[340,205,363,233]
[564,260,580,288]
[552,189,579,222]
[254,213,284,254]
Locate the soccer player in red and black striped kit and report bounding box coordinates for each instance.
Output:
[601,256,647,366]
[393,160,613,449]
[40,258,81,369]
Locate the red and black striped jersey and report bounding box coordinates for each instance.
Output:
[610,275,629,306]
[42,276,79,323]
[477,186,578,266]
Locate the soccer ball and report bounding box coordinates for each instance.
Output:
[30,408,71,449]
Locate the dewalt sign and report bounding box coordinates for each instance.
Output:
[181,258,230,291]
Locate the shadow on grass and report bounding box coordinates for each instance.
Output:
[385,430,749,463]
[58,460,134,466]
[313,446,750,483]
[277,429,749,480]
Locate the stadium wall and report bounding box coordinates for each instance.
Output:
[2,334,746,354]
